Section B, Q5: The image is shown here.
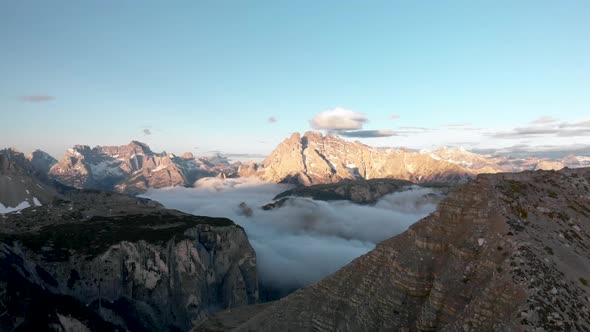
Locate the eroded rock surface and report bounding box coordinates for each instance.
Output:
[0,189,258,331]
[48,141,242,194]
[201,167,590,331]
[271,178,415,204]
[258,132,474,186]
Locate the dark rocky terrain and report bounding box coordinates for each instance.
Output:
[0,155,259,331]
[197,167,590,331]
[271,178,414,204]
[0,148,58,213]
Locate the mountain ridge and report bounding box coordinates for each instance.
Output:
[198,166,590,331]
[3,133,589,194]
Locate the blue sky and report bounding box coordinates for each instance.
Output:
[1,1,589,158]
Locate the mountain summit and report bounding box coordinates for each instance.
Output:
[48,141,238,194]
[258,132,474,185]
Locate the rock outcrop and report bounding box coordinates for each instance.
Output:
[0,195,259,331]
[0,149,57,213]
[200,167,590,331]
[270,178,415,205]
[258,132,475,186]
[0,156,259,331]
[27,149,58,175]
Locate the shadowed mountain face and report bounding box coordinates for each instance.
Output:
[198,167,590,332]
[0,157,259,331]
[27,150,57,175]
[269,178,416,205]
[0,149,57,213]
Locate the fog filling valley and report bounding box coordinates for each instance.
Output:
[141,178,438,293]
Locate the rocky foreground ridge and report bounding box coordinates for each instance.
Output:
[0,193,258,331]
[0,155,259,331]
[199,167,590,331]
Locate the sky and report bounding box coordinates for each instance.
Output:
[1,1,589,159]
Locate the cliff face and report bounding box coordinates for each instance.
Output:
[0,149,57,211]
[0,192,259,331]
[46,141,243,195]
[203,167,590,331]
[258,132,474,186]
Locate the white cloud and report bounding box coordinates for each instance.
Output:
[141,177,437,293]
[530,116,559,124]
[310,108,368,131]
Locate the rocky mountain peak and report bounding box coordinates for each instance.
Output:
[27,150,57,175]
[127,140,153,154]
[181,152,195,159]
[0,148,32,175]
[259,131,474,185]
[1,149,57,212]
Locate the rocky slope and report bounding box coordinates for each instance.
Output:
[48,141,241,194]
[27,149,57,175]
[427,147,590,173]
[0,156,259,331]
[199,167,590,331]
[256,132,475,186]
[426,147,507,173]
[0,148,57,213]
[268,178,415,205]
[0,193,259,331]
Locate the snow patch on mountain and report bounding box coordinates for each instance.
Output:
[0,201,31,214]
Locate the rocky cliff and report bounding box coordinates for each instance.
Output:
[0,193,259,331]
[200,167,590,331]
[269,178,415,205]
[27,149,58,175]
[0,148,57,213]
[48,141,240,194]
[0,155,259,331]
[257,132,475,186]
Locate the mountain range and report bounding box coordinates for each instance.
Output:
[1,136,589,331]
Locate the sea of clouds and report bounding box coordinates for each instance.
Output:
[141,177,438,293]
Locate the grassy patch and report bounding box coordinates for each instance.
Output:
[512,206,529,219]
[497,180,528,200]
[580,278,589,286]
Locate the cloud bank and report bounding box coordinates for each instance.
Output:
[338,129,397,138]
[491,119,590,138]
[141,177,438,294]
[19,95,54,102]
